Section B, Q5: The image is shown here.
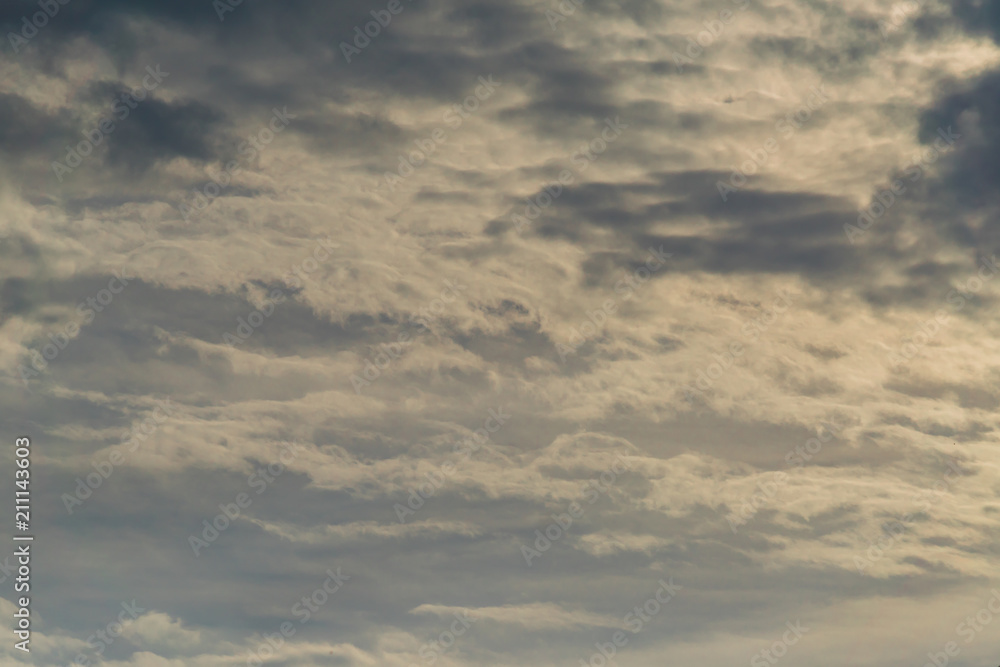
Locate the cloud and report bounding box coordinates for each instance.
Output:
[4,0,1000,666]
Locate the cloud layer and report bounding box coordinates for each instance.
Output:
[2,0,1000,665]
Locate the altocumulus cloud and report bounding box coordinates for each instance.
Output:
[2,0,1000,666]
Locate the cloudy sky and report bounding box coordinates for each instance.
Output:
[2,0,1000,665]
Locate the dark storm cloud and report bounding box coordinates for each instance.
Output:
[4,0,640,184]
[0,92,76,156]
[0,86,227,195]
[82,81,229,171]
[496,170,889,286]
[918,70,1000,216]
[2,0,528,99]
[499,42,620,123]
[948,0,1000,42]
[888,1,1000,266]
[0,0,319,42]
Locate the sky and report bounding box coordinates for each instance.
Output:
[1,0,1000,665]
